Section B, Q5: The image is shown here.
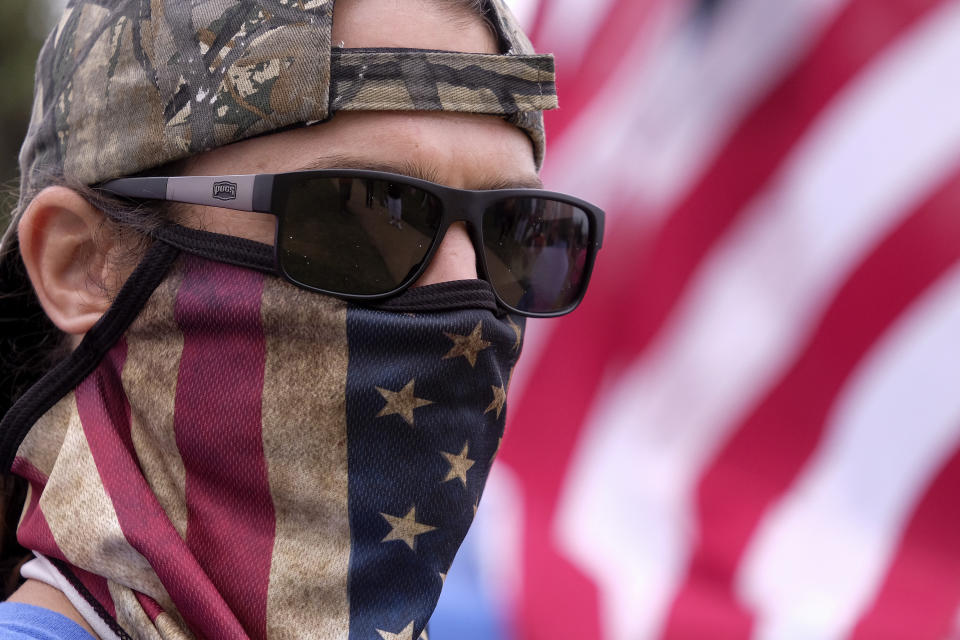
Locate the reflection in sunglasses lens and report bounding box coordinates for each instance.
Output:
[482,198,592,314]
[277,177,442,295]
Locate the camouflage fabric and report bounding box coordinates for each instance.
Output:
[329,50,555,114]
[7,0,555,252]
[329,49,554,159]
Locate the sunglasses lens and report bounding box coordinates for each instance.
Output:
[482,197,593,314]
[276,176,442,296]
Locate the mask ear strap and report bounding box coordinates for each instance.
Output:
[153,224,276,274]
[0,240,180,472]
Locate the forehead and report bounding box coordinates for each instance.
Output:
[186,110,539,191]
[331,0,497,52]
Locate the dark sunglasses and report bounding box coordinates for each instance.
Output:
[97,170,605,317]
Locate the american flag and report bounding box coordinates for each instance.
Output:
[13,252,523,639]
[434,0,960,638]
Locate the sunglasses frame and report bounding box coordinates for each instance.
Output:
[97,169,606,318]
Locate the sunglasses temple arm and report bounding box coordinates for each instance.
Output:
[98,175,274,214]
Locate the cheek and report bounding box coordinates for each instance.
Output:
[184,206,277,245]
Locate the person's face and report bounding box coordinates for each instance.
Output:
[174,0,541,287]
[18,0,541,342]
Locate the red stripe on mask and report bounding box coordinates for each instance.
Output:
[10,458,120,619]
[173,257,275,640]
[77,336,246,637]
[12,458,59,560]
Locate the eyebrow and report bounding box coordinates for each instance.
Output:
[294,153,545,190]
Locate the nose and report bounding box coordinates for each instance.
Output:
[413,222,478,287]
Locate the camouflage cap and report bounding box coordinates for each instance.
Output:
[6,0,556,250]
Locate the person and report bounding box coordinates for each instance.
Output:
[0,0,604,638]
[387,184,404,229]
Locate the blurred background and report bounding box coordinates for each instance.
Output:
[0,1,66,199]
[8,1,960,639]
[433,0,960,639]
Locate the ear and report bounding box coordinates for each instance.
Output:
[17,186,116,336]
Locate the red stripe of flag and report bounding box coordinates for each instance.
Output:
[850,427,960,639]
[527,0,549,46]
[174,256,275,640]
[135,592,166,623]
[538,0,668,143]
[13,458,63,563]
[660,162,960,638]
[12,458,116,619]
[505,0,946,636]
[77,337,247,638]
[623,0,947,364]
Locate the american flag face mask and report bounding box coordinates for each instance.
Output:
[0,226,524,639]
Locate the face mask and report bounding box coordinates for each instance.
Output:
[0,226,524,639]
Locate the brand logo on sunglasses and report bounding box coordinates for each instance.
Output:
[212,181,238,201]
